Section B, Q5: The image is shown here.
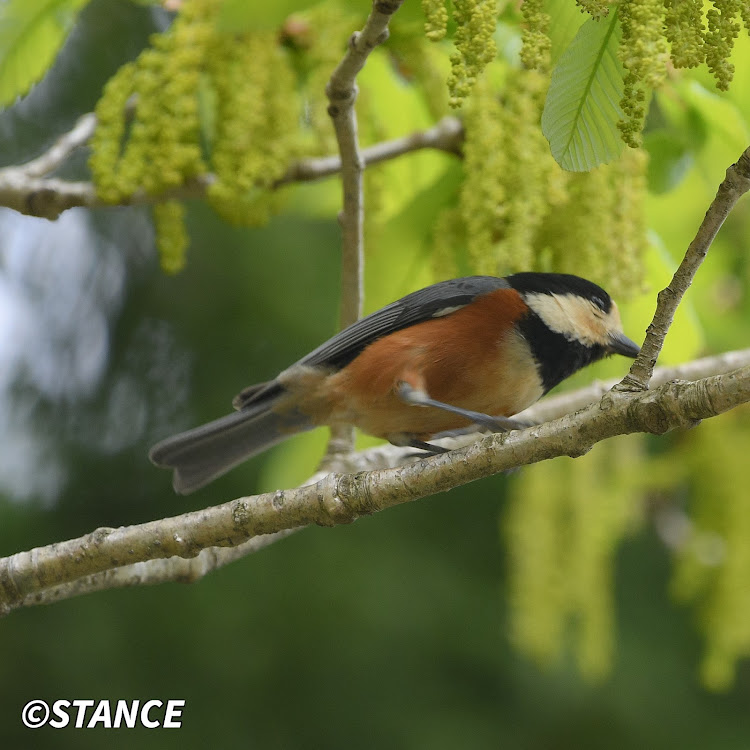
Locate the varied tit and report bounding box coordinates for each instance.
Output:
[150,272,641,494]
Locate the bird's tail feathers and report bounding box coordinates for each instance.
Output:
[149,396,313,495]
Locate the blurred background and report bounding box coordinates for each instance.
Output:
[2,1,750,747]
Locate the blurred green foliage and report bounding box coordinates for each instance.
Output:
[1,1,750,747]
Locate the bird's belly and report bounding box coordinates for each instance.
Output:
[314,322,545,440]
[328,372,543,440]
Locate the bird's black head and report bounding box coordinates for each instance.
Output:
[506,272,640,393]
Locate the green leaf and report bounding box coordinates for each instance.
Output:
[541,12,625,172]
[0,0,91,107]
[544,0,589,65]
[643,130,693,194]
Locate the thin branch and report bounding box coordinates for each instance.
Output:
[2,353,750,616]
[622,145,750,390]
[517,347,750,425]
[0,113,98,220]
[21,112,97,178]
[321,0,405,462]
[0,118,460,220]
[16,529,299,609]
[325,0,405,328]
[273,115,463,187]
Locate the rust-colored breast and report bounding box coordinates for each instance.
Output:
[316,288,544,439]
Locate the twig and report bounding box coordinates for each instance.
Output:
[321,0,405,462]
[21,112,97,178]
[273,115,463,187]
[2,351,750,616]
[622,146,750,390]
[516,347,750,425]
[15,530,298,608]
[325,0,405,328]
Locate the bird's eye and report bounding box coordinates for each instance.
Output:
[591,295,607,311]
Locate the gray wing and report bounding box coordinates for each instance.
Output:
[298,275,510,370]
[235,276,509,410]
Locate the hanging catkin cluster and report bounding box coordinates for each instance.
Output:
[89,0,299,272]
[504,438,643,681]
[421,0,499,107]
[520,0,750,147]
[434,64,647,300]
[669,411,750,692]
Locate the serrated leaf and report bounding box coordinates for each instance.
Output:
[541,12,625,172]
[0,0,91,107]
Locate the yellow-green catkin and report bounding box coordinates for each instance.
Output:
[705,0,743,91]
[206,30,299,225]
[458,75,508,274]
[542,148,648,298]
[153,201,188,274]
[504,456,570,667]
[422,0,498,108]
[432,206,469,279]
[742,2,750,32]
[520,0,551,71]
[670,410,750,691]
[440,62,646,295]
[422,0,448,41]
[90,0,305,266]
[617,0,669,148]
[663,0,705,69]
[89,0,215,202]
[603,148,648,296]
[458,69,561,275]
[575,0,611,18]
[504,438,643,680]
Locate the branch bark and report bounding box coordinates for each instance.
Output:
[2,351,750,617]
[321,0,405,461]
[0,117,462,220]
[622,145,750,390]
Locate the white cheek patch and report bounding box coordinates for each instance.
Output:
[523,292,612,348]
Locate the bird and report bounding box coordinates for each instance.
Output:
[150,272,641,494]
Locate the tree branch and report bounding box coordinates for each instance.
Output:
[21,112,97,177]
[273,115,462,188]
[622,145,750,390]
[2,351,750,617]
[0,117,461,219]
[12,348,750,613]
[321,0,405,461]
[516,347,750,425]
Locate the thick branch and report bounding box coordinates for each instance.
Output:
[2,359,750,617]
[623,145,750,389]
[5,348,749,612]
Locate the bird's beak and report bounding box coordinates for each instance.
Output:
[608,330,641,358]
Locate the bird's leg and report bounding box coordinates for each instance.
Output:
[395,382,523,432]
[386,433,451,455]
